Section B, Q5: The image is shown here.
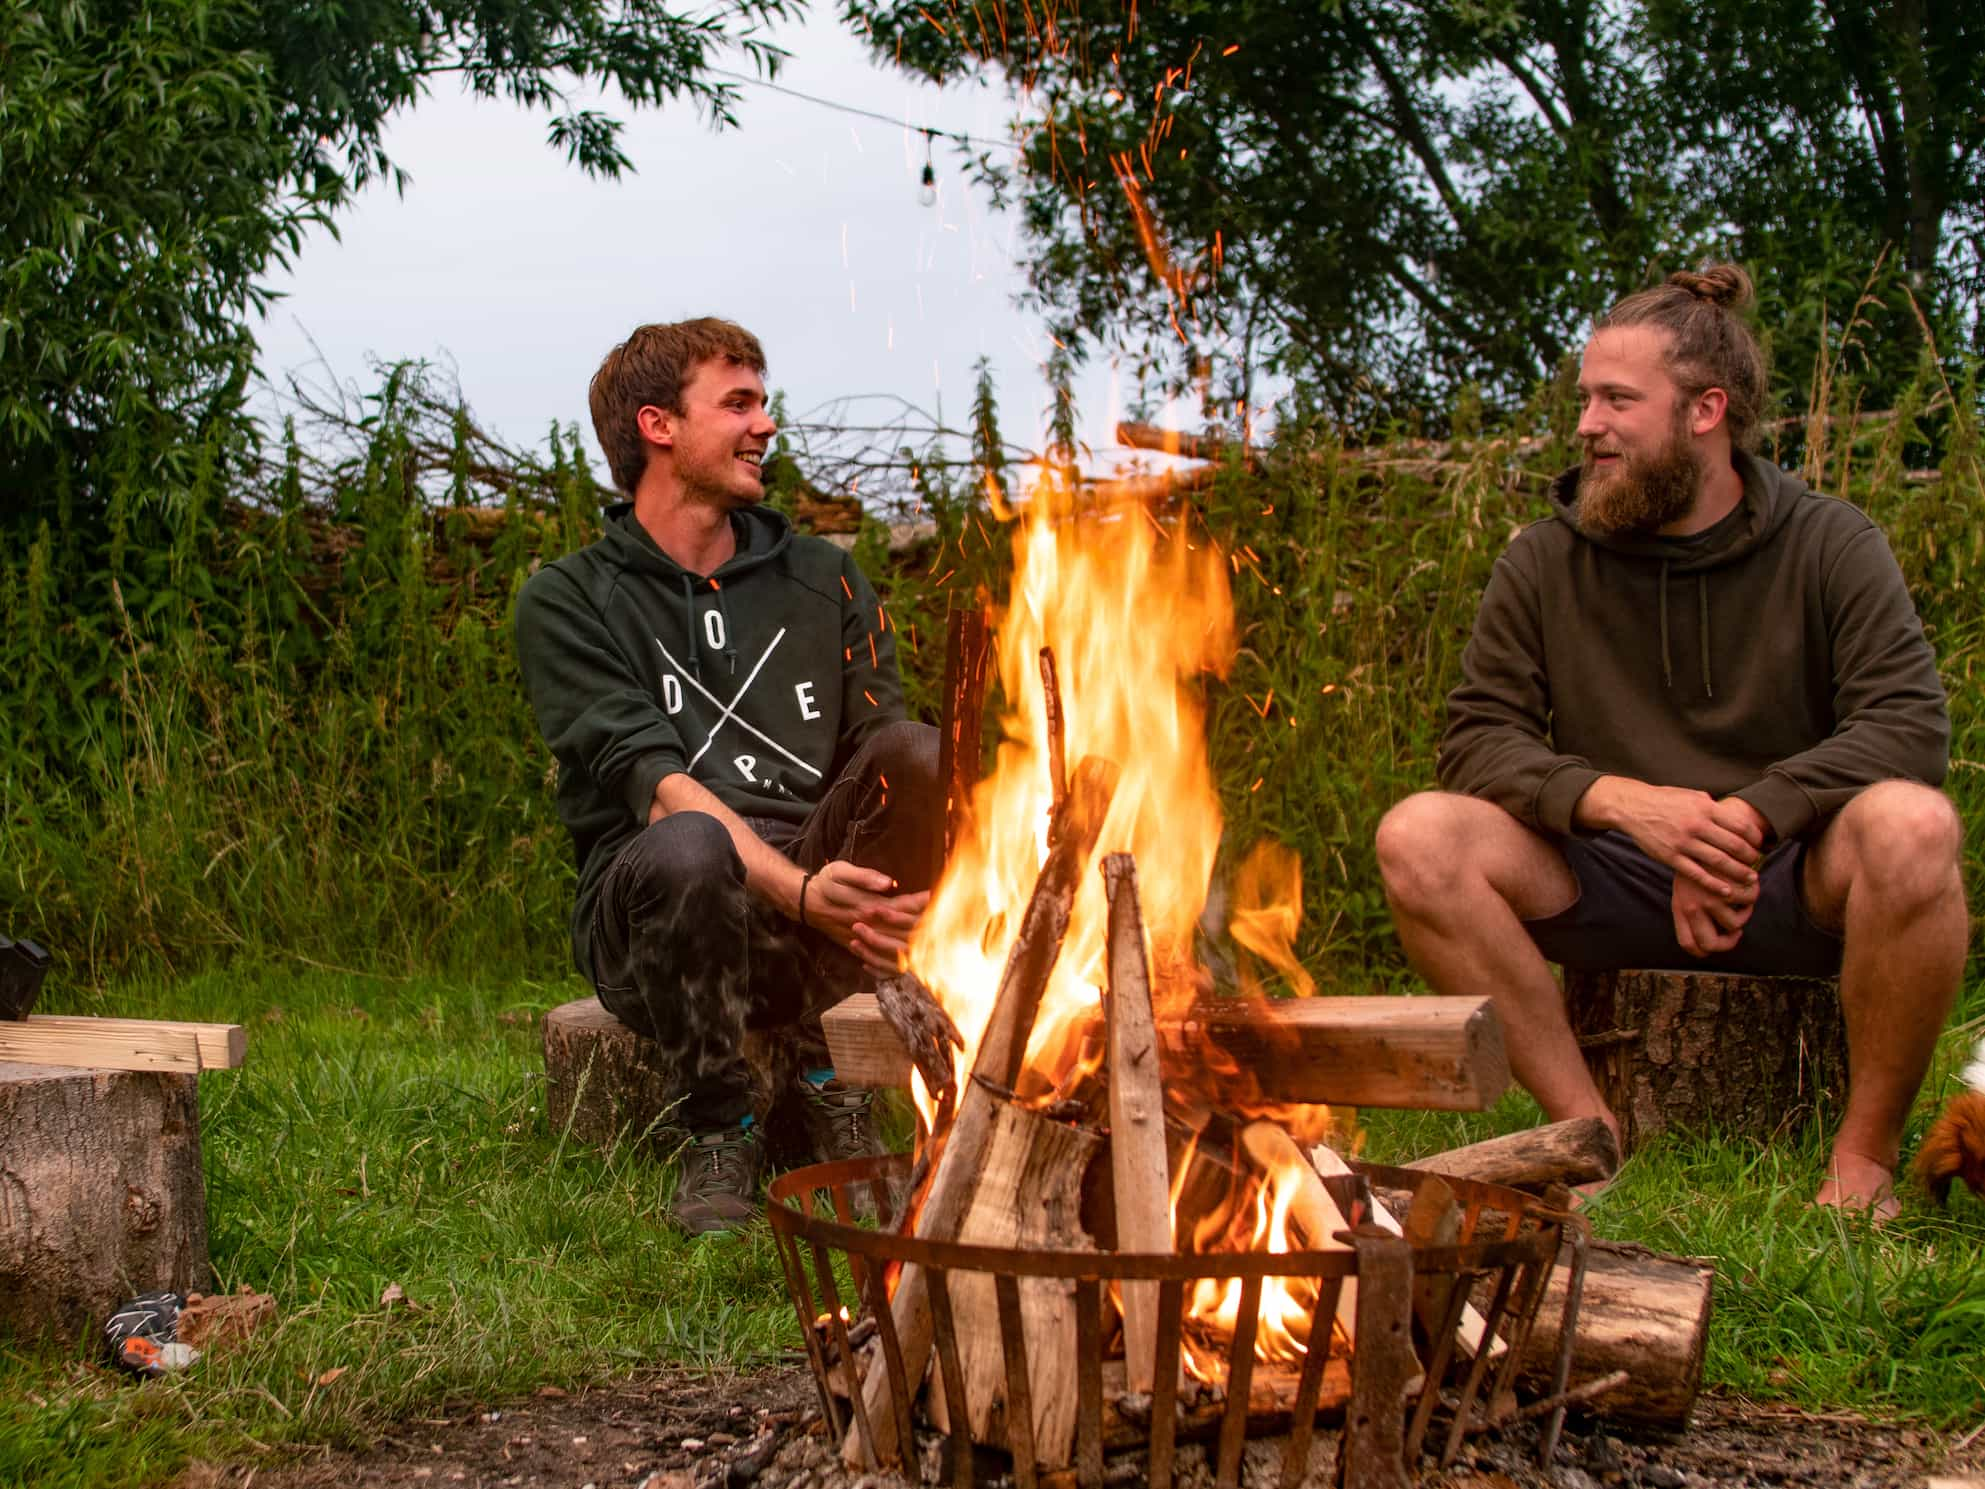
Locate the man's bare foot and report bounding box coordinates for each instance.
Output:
[1815,1148,1899,1222]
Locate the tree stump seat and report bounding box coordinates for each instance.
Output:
[540,996,802,1157]
[1564,968,1848,1155]
[0,1062,211,1342]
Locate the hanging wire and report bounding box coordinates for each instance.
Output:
[706,67,1023,153]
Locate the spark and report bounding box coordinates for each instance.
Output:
[864,689,880,706]
[841,576,854,599]
[1222,43,1240,56]
[869,633,880,669]
[1249,776,1263,792]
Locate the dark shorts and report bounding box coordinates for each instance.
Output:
[1522,831,1844,978]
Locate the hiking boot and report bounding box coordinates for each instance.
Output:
[794,1076,891,1220]
[671,1125,764,1236]
[795,1076,886,1164]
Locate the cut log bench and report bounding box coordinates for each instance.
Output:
[0,1015,245,1343]
[1565,969,1847,1154]
[542,997,799,1155]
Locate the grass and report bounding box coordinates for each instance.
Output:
[2,963,1982,1488]
[0,966,800,1489]
[3,358,1983,1482]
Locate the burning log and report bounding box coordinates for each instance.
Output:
[844,758,1119,1470]
[1514,1240,1714,1428]
[1101,854,1177,1396]
[823,993,1510,1111]
[1236,1123,1358,1348]
[1409,1118,1620,1192]
[936,605,992,868]
[1308,1145,1503,1365]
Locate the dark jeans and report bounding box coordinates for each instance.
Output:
[588,719,940,1131]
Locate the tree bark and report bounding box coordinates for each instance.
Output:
[1409,1118,1620,1190]
[541,997,790,1155]
[0,1061,210,1342]
[1514,1239,1714,1429]
[1564,970,1846,1155]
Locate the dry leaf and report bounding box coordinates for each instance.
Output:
[380,1282,406,1308]
[314,1366,347,1387]
[534,1385,568,1399]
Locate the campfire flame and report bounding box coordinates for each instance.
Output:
[906,466,1234,1109]
[906,465,1347,1381]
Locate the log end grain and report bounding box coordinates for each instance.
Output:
[0,1061,211,1343]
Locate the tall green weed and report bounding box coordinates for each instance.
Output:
[3,361,1982,987]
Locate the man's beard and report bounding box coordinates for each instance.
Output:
[1578,413,1701,536]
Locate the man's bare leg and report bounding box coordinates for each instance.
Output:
[1802,781,1967,1218]
[1375,792,1617,1140]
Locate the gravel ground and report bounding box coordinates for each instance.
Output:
[187,1364,1983,1489]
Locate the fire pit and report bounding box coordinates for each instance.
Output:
[769,1152,1582,1489]
[771,471,1625,1487]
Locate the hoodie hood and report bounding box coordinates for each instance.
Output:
[1547,451,1809,697]
[598,503,794,678]
[1548,449,1802,573]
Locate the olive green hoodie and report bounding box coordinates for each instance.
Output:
[515,503,905,974]
[1438,450,1947,842]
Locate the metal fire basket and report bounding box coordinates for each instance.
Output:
[768,1154,1583,1489]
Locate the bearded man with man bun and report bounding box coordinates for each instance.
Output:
[1377,264,1963,1220]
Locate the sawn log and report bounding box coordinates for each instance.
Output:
[1514,1239,1714,1428]
[1409,1118,1620,1191]
[823,993,1510,1111]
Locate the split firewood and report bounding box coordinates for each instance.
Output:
[1101,854,1176,1396]
[1402,1175,1460,1348]
[0,1014,245,1073]
[935,606,992,867]
[1040,646,1067,821]
[1409,1118,1620,1191]
[925,1101,1102,1467]
[1237,1122,1357,1347]
[1307,1145,1504,1363]
[844,757,1119,1470]
[869,972,963,1101]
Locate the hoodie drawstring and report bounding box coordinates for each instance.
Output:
[715,583,739,675]
[1698,574,1713,699]
[1656,560,1713,698]
[1658,560,1673,690]
[679,574,701,678]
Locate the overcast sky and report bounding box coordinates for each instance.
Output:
[251,10,1149,488]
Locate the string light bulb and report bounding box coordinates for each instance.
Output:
[919,134,937,206]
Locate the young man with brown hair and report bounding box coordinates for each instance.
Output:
[516,318,938,1233]
[1376,265,1963,1219]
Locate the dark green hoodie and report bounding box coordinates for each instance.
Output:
[1438,451,1947,842]
[515,503,905,974]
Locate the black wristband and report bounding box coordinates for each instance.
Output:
[799,871,815,928]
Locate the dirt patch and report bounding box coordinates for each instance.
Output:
[196,1366,1981,1489]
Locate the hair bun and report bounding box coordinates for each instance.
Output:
[1667,262,1754,311]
